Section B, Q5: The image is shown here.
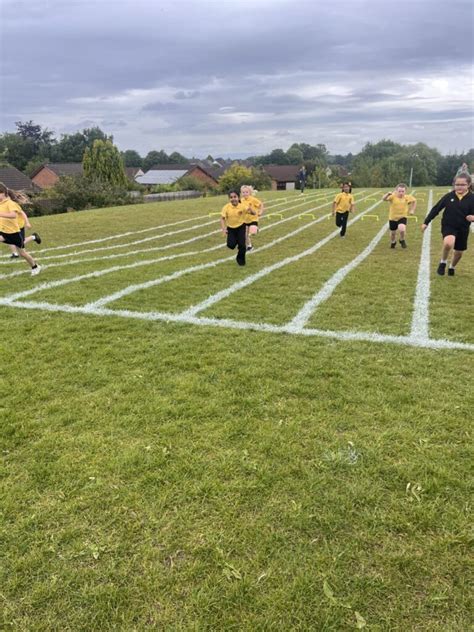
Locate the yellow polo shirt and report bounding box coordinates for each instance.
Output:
[333,192,354,213]
[221,202,246,228]
[386,194,416,221]
[243,195,263,223]
[0,199,22,233]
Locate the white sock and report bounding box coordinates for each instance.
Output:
[440,259,447,264]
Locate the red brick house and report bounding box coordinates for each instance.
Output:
[31,163,83,189]
[262,165,300,190]
[0,166,36,192]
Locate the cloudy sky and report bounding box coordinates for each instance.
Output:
[1,0,473,158]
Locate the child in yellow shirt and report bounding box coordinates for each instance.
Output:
[382,183,416,249]
[240,184,264,251]
[332,182,355,237]
[220,190,248,266]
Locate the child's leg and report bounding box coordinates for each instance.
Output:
[236,224,247,265]
[227,228,238,250]
[18,248,37,268]
[8,244,19,257]
[441,235,455,261]
[451,250,463,268]
[340,212,348,236]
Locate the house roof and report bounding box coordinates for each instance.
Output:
[124,167,143,179]
[0,166,35,191]
[262,165,300,181]
[136,169,189,185]
[30,163,84,178]
[148,163,193,171]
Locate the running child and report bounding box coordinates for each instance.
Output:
[0,183,41,275]
[241,184,264,251]
[332,182,355,237]
[220,190,248,266]
[382,184,416,248]
[9,201,42,259]
[421,173,474,276]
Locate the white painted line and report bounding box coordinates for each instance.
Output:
[0,192,336,279]
[287,222,388,331]
[86,192,378,310]
[1,297,472,352]
[409,190,433,342]
[180,198,383,318]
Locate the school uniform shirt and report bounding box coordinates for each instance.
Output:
[386,194,416,220]
[333,192,354,213]
[221,201,246,228]
[423,191,474,229]
[243,195,262,223]
[0,199,22,233]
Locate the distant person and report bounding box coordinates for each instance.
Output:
[332,182,355,237]
[455,162,470,178]
[220,190,247,266]
[298,166,307,193]
[382,184,416,249]
[421,173,474,276]
[0,183,41,275]
[241,184,264,251]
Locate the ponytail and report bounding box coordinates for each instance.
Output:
[0,182,30,205]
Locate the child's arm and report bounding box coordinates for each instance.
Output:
[257,200,264,217]
[332,201,337,215]
[382,192,393,201]
[220,217,227,234]
[408,200,417,215]
[350,202,355,212]
[421,193,449,230]
[20,210,31,228]
[0,211,17,219]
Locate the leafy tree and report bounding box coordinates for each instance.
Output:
[49,175,130,212]
[121,150,143,167]
[143,150,169,171]
[51,127,111,163]
[168,151,188,164]
[83,140,127,186]
[217,164,271,193]
[0,121,55,171]
[286,147,304,165]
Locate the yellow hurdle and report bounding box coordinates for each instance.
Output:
[408,216,418,222]
[361,214,379,221]
[299,213,315,220]
[208,212,221,217]
[267,213,284,219]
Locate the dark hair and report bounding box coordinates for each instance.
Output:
[341,181,352,193]
[0,182,30,204]
[228,189,240,200]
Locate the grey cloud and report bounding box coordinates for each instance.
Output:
[174,91,201,100]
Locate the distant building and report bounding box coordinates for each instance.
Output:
[31,163,84,189]
[0,166,36,192]
[32,163,145,189]
[137,164,219,187]
[262,165,300,190]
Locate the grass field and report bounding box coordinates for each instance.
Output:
[1,188,472,630]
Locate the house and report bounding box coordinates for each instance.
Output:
[262,165,301,190]
[0,166,36,192]
[31,163,83,189]
[125,167,144,180]
[136,164,219,188]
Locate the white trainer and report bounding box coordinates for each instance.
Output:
[31,265,41,276]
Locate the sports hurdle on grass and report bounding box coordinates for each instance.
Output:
[299,213,315,220]
[266,213,284,219]
[361,214,380,221]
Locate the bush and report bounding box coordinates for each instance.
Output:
[48,175,133,212]
[218,164,272,193]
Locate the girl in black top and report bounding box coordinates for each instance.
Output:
[422,174,474,276]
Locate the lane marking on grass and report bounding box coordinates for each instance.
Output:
[287,222,388,331]
[4,193,374,301]
[1,297,472,352]
[180,198,383,318]
[409,189,433,342]
[0,192,338,280]
[85,193,378,310]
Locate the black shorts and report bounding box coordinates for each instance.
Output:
[19,227,25,240]
[389,218,407,231]
[441,224,470,251]
[0,231,24,248]
[245,221,259,227]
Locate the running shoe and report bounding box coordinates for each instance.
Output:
[33,233,42,244]
[437,262,446,276]
[31,265,41,276]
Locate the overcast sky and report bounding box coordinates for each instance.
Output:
[1,0,473,158]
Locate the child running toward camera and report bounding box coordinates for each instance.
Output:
[332,182,355,237]
[382,184,416,249]
[9,201,42,259]
[241,184,264,251]
[220,190,248,266]
[422,174,474,276]
[0,183,41,275]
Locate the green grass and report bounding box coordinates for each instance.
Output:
[0,189,472,630]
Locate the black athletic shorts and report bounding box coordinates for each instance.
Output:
[0,231,24,248]
[245,221,259,227]
[19,227,25,240]
[441,224,470,251]
[389,218,407,231]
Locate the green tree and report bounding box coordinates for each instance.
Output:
[52,127,111,163]
[286,146,304,164]
[168,151,188,164]
[217,164,271,193]
[121,150,143,167]
[83,140,127,186]
[0,121,56,171]
[143,150,169,171]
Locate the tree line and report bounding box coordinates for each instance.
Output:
[0,121,472,187]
